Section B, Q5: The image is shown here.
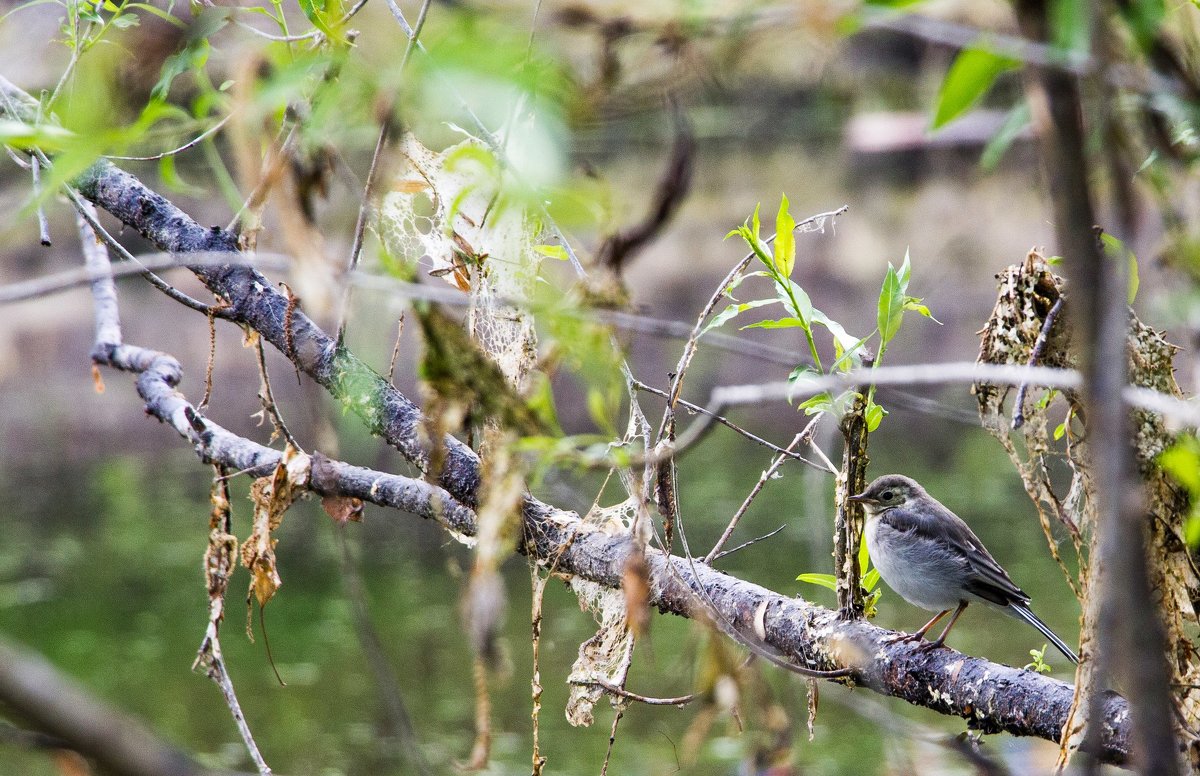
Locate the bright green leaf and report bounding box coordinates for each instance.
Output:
[1128,248,1140,305]
[789,364,823,383]
[777,279,815,330]
[742,317,807,330]
[775,194,796,278]
[1187,515,1200,547]
[903,299,942,324]
[798,392,835,416]
[1161,436,1200,492]
[797,573,838,591]
[898,251,912,287]
[932,47,1020,130]
[863,568,881,591]
[811,310,862,360]
[877,262,904,348]
[865,401,886,432]
[702,298,778,334]
[0,120,74,151]
[533,244,569,261]
[297,0,345,41]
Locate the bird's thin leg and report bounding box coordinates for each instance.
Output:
[884,609,949,645]
[915,609,952,639]
[928,601,969,647]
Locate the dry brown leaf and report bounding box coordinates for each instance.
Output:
[241,448,309,619]
[321,495,363,525]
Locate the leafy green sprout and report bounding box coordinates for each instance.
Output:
[797,531,883,618]
[1160,434,1200,546]
[713,194,938,432]
[1024,644,1052,674]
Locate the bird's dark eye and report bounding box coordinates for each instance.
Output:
[881,490,894,501]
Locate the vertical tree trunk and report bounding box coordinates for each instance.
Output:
[835,395,869,619]
[1014,1,1182,772]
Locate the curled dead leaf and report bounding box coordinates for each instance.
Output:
[241,447,309,616]
[321,494,364,525]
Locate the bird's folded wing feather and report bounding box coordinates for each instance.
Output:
[881,503,1030,606]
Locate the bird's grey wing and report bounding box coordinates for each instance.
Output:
[883,503,1030,606]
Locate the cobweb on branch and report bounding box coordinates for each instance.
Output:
[377,132,541,390]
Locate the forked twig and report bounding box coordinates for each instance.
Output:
[78,210,272,774]
[252,337,300,449]
[708,524,787,563]
[569,679,696,707]
[704,427,810,564]
[662,205,849,415]
[631,378,824,470]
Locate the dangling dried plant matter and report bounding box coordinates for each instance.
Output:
[242,446,309,622]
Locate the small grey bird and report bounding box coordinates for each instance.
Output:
[849,474,1078,664]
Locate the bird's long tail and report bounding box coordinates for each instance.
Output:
[1010,603,1079,664]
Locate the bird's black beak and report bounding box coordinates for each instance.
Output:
[847,493,871,504]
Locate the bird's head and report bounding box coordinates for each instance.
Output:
[848,474,924,518]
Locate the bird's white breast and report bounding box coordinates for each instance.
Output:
[865,516,968,612]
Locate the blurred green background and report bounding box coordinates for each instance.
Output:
[0,0,1163,773]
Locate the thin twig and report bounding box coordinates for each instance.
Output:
[600,709,623,776]
[569,679,696,706]
[334,0,430,346]
[387,313,405,383]
[336,115,393,346]
[31,154,50,246]
[66,187,236,318]
[225,124,298,235]
[663,205,849,414]
[1012,296,1065,429]
[704,424,812,563]
[530,567,548,776]
[233,20,321,42]
[5,146,31,170]
[708,524,787,563]
[398,0,433,72]
[651,205,846,561]
[341,0,371,21]
[107,114,234,161]
[630,378,824,470]
[199,307,218,410]
[78,205,272,774]
[253,337,300,448]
